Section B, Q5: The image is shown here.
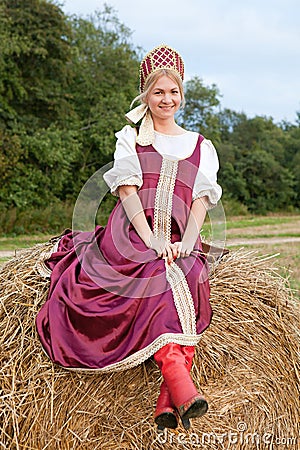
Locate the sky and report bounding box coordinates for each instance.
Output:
[61,0,300,124]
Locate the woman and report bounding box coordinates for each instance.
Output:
[36,45,222,431]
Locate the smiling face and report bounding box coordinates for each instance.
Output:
[146,74,182,122]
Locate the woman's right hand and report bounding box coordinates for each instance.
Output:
[148,234,179,264]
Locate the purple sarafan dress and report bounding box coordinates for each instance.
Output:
[36,133,215,373]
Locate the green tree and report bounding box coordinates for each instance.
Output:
[0,127,81,208]
[217,108,247,141]
[0,0,74,129]
[0,2,141,212]
[64,6,141,191]
[178,76,221,142]
[217,114,297,212]
[238,148,295,213]
[282,123,300,207]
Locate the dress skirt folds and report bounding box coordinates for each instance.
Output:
[36,135,212,372]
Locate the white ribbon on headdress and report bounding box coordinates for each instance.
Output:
[125,103,155,146]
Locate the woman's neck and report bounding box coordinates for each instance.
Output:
[153,119,184,136]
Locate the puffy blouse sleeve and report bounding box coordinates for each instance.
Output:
[193,139,222,209]
[103,125,143,196]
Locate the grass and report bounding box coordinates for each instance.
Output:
[0,235,53,265]
[0,257,11,264]
[224,213,299,229]
[0,235,53,251]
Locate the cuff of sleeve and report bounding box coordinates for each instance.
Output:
[193,188,221,210]
[110,176,143,196]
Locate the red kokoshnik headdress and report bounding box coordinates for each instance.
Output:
[139,44,184,92]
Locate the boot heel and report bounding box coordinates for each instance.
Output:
[179,396,208,428]
[155,411,178,430]
[181,416,191,430]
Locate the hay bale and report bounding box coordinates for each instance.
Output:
[0,242,299,449]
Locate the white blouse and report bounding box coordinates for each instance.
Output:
[104,125,222,209]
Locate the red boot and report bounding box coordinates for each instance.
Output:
[154,380,178,430]
[181,345,195,371]
[154,343,208,430]
[179,345,207,429]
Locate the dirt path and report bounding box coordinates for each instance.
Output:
[226,236,300,247]
[0,250,17,258]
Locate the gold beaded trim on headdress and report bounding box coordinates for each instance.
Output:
[139,44,184,92]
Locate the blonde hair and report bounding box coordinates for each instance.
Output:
[130,68,185,109]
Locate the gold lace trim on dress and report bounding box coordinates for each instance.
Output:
[153,157,197,336]
[62,332,201,373]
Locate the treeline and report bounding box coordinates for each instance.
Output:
[0,0,299,234]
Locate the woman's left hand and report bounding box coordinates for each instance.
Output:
[173,241,194,258]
